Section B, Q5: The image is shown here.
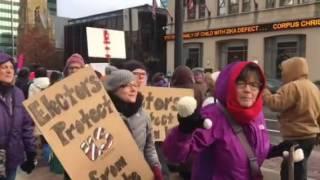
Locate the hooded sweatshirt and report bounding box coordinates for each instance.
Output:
[263,57,320,139]
[171,65,204,109]
[28,77,50,97]
[163,62,270,180]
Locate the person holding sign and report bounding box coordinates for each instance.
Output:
[104,69,163,180]
[162,62,303,180]
[0,53,36,180]
[63,53,86,77]
[62,53,86,180]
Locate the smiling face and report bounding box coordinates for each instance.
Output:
[235,65,262,108]
[0,61,14,84]
[114,81,139,103]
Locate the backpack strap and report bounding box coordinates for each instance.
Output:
[218,104,262,179]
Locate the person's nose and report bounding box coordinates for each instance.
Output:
[243,84,252,92]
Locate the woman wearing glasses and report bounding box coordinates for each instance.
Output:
[162,61,280,180]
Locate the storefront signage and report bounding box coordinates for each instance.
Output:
[164,18,320,41]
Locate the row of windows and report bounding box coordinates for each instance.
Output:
[0,4,20,11]
[0,25,18,31]
[1,0,20,3]
[0,36,16,43]
[0,29,17,35]
[0,8,19,14]
[183,35,305,78]
[0,21,19,27]
[0,17,19,22]
[0,12,19,19]
[185,0,319,20]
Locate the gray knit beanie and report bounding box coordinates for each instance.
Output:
[105,69,135,91]
[105,65,118,75]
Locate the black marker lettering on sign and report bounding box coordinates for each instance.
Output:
[50,95,113,146]
[28,100,51,126]
[144,92,154,110]
[90,74,102,93]
[144,91,178,111]
[41,95,61,119]
[122,172,141,180]
[153,126,170,140]
[88,156,128,180]
[150,113,175,126]
[154,130,160,139]
[26,74,102,127]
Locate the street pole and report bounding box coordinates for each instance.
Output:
[129,8,134,59]
[11,0,14,57]
[174,0,183,68]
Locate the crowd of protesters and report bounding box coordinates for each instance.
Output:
[0,51,319,180]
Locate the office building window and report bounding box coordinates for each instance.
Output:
[242,0,251,12]
[266,0,276,8]
[218,40,248,68]
[229,0,240,14]
[301,0,313,3]
[199,0,206,18]
[183,43,203,69]
[264,35,306,79]
[280,0,294,6]
[187,0,196,20]
[218,0,227,16]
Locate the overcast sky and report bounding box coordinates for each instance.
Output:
[57,0,161,18]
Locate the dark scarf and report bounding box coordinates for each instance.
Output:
[0,82,13,96]
[108,91,144,117]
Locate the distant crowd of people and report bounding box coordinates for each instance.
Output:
[0,51,319,180]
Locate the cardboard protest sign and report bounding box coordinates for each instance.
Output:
[86,27,126,59]
[23,67,153,180]
[140,86,193,141]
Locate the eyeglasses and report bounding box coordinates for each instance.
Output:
[133,71,147,77]
[236,81,262,91]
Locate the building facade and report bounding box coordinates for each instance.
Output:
[64,5,167,75]
[0,0,19,55]
[165,0,320,81]
[0,0,57,56]
[48,0,56,16]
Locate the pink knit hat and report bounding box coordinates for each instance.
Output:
[63,53,85,76]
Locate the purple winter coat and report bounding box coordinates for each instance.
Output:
[162,62,271,180]
[0,87,36,171]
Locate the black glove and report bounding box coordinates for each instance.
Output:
[178,110,204,134]
[267,141,297,159]
[20,152,36,174]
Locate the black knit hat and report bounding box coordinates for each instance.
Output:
[123,60,147,72]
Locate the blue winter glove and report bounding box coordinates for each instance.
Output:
[20,152,37,174]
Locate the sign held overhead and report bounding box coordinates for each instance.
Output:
[86,27,126,59]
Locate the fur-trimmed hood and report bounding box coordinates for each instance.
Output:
[281,57,308,83]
